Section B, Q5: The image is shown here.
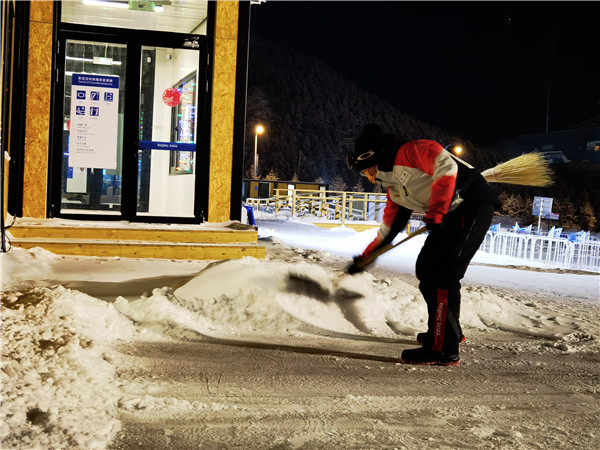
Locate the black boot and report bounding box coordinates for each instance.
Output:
[401,347,460,366]
[416,332,466,345]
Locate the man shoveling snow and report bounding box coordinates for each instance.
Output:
[345,124,498,366]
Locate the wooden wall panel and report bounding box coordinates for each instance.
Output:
[208,1,239,222]
[22,1,53,218]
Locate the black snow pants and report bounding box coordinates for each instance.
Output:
[415,201,495,356]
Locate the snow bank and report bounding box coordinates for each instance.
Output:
[113,257,600,344]
[1,286,137,449]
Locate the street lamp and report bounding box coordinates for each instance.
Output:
[254,124,265,178]
[453,145,463,156]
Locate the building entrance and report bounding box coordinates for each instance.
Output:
[52,30,207,223]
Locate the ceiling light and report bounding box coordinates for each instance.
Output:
[66,56,122,66]
[83,0,129,9]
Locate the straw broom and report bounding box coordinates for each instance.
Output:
[481,152,554,187]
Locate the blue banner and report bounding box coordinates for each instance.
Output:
[72,74,120,89]
[139,141,196,152]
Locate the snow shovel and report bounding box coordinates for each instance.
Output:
[286,226,427,300]
[349,226,428,272]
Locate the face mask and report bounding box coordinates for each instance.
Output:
[361,168,377,184]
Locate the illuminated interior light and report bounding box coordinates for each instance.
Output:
[66,56,122,66]
[66,56,93,62]
[83,0,129,9]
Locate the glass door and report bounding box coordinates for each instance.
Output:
[60,40,126,214]
[137,46,199,217]
[53,32,207,223]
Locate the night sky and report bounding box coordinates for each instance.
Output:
[250,1,600,146]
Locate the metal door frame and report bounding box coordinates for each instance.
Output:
[49,6,214,224]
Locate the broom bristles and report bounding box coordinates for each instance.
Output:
[481,153,554,187]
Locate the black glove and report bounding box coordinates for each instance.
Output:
[346,256,365,275]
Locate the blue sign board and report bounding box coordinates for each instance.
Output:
[139,141,196,152]
[69,73,120,169]
[72,73,120,89]
[532,196,553,216]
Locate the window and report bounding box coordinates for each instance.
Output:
[61,40,127,213]
[586,141,600,152]
[61,0,209,35]
[169,71,197,175]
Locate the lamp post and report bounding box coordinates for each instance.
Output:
[254,124,264,178]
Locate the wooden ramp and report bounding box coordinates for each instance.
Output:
[8,219,265,260]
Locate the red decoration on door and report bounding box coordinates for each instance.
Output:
[162,87,181,107]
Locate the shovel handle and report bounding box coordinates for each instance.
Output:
[356,226,427,269]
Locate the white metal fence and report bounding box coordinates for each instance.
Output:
[481,231,600,272]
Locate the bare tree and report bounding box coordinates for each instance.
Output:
[264,168,279,181]
[329,175,347,191]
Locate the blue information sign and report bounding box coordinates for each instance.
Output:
[72,73,120,89]
[139,141,196,152]
[532,196,553,216]
[69,73,120,169]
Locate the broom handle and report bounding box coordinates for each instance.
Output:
[356,226,428,269]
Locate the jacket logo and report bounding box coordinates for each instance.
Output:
[399,170,412,185]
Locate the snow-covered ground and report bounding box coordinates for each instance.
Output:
[1,211,599,449]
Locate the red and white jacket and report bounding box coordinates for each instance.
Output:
[361,140,472,258]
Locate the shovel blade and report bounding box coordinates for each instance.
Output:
[286,273,331,302]
[286,273,365,302]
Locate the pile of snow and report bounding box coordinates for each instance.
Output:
[1,285,137,448]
